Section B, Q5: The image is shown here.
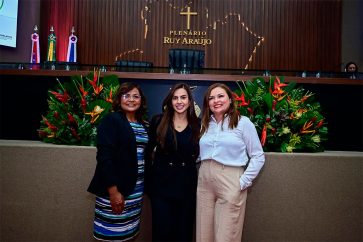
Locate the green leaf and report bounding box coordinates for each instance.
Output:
[39,72,119,146]
[233,76,328,153]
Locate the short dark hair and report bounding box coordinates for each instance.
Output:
[345,62,358,72]
[112,82,147,122]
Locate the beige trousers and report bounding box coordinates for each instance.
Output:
[196,159,247,242]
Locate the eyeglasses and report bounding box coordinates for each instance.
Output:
[122,93,141,101]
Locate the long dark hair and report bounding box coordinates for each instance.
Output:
[112,82,147,123]
[200,83,240,135]
[157,83,199,148]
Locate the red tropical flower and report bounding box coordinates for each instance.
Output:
[80,98,87,112]
[105,89,113,103]
[70,127,81,140]
[49,90,70,103]
[261,124,267,146]
[67,113,78,127]
[272,100,277,111]
[42,116,58,131]
[247,107,254,115]
[233,92,250,107]
[271,77,288,100]
[79,85,88,97]
[88,71,103,95]
[316,119,324,128]
[300,120,315,134]
[53,111,60,119]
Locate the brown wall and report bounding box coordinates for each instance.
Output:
[39,0,342,71]
[1,140,362,241]
[341,0,363,70]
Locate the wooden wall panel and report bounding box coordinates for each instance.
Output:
[40,0,341,71]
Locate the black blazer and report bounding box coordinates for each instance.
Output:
[145,114,200,199]
[87,111,146,198]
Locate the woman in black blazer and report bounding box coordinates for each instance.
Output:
[88,82,148,241]
[146,83,200,242]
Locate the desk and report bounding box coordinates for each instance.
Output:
[1,69,363,85]
[1,69,362,151]
[1,141,362,241]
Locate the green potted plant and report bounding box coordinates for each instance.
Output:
[234,76,328,152]
[38,70,119,146]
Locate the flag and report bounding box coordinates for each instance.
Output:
[66,26,77,63]
[30,25,40,64]
[47,26,56,62]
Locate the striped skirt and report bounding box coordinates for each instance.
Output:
[93,164,144,241]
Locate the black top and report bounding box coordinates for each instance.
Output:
[146,114,200,199]
[87,111,147,198]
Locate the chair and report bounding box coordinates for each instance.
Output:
[168,48,205,71]
[115,60,153,72]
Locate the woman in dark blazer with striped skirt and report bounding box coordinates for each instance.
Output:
[88,82,148,241]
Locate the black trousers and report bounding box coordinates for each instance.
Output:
[151,194,196,242]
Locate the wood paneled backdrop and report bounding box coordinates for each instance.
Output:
[40,0,341,71]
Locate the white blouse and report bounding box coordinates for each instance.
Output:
[200,115,265,190]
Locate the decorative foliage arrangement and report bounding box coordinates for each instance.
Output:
[38,71,119,146]
[234,77,328,152]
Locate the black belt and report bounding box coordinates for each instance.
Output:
[157,161,194,167]
[168,161,189,167]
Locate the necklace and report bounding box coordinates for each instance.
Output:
[173,116,187,130]
[174,122,187,130]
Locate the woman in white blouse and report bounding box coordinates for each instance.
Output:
[196,83,265,242]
